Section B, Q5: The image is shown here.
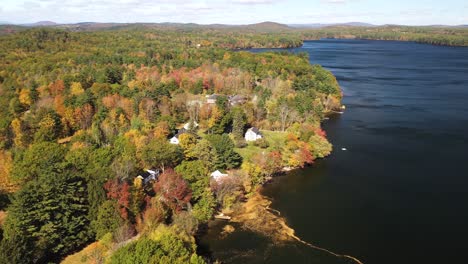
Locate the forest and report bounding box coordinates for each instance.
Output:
[0,26,341,263]
[300,25,468,46]
[2,22,468,47]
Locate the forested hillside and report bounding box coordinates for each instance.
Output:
[0,27,341,263]
[2,22,468,46]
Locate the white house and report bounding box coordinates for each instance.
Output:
[169,128,187,144]
[170,136,180,144]
[245,127,263,141]
[210,170,229,183]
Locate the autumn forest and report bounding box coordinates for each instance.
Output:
[0,26,342,263]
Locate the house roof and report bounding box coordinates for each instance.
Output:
[207,94,219,100]
[248,127,261,134]
[138,169,160,184]
[174,128,187,138]
[229,95,246,101]
[211,170,228,177]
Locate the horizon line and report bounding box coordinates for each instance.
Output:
[2,20,467,27]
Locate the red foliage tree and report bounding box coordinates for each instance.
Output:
[253,150,283,178]
[297,142,314,168]
[74,104,94,130]
[104,179,131,220]
[49,80,65,96]
[315,128,327,138]
[153,168,192,212]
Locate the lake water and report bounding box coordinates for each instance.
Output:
[200,39,468,264]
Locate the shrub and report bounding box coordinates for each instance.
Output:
[254,138,269,148]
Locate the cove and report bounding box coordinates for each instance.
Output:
[200,39,468,264]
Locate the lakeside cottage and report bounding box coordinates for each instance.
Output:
[210,170,229,183]
[245,127,263,141]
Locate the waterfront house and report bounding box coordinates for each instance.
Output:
[245,127,263,141]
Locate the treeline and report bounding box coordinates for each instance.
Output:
[300,26,468,46]
[3,23,467,47]
[0,27,340,263]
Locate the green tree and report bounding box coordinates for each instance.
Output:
[2,171,91,263]
[206,134,242,169]
[175,160,209,200]
[92,200,124,239]
[105,66,123,84]
[192,191,216,223]
[141,139,183,172]
[11,142,67,181]
[231,107,246,139]
[191,139,218,171]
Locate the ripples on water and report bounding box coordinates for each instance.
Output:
[201,40,468,264]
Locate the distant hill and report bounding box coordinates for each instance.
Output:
[23,21,58,27]
[289,22,376,28]
[243,21,292,31]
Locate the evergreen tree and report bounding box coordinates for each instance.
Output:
[2,171,91,263]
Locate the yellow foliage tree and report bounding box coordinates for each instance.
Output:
[153,121,170,139]
[18,89,32,106]
[0,151,18,193]
[11,118,25,148]
[208,106,222,129]
[241,161,263,189]
[70,82,85,96]
[178,133,197,159]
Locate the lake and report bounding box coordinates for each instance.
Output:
[200,39,468,264]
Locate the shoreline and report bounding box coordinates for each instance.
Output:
[201,160,364,264]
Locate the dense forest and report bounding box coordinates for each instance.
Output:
[0,27,341,263]
[2,22,468,47]
[300,25,468,46]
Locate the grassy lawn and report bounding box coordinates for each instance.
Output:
[262,130,288,149]
[235,130,287,160]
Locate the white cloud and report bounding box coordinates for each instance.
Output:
[231,0,279,4]
[0,0,465,25]
[322,0,348,4]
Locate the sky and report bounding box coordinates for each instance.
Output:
[1,0,467,25]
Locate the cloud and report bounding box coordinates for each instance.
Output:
[23,1,41,9]
[231,0,280,5]
[1,0,464,25]
[321,0,347,4]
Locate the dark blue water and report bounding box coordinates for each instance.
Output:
[201,40,468,264]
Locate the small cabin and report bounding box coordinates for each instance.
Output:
[245,127,263,141]
[210,170,229,183]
